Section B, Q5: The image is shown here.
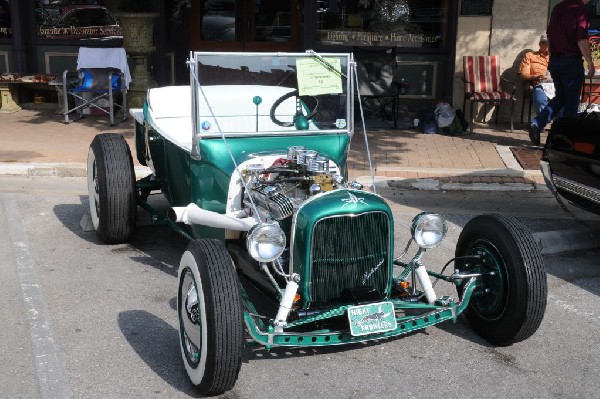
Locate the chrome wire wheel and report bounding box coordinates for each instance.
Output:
[179,268,202,368]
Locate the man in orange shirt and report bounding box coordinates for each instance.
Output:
[518,34,552,116]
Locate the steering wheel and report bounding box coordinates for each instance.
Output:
[269,90,319,129]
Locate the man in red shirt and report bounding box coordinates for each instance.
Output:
[528,0,595,146]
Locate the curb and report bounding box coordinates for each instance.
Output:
[0,162,87,177]
[0,162,547,192]
[355,174,548,192]
[0,162,152,179]
[496,145,524,171]
[361,166,543,178]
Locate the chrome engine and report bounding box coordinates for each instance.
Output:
[242,146,361,221]
[239,146,390,309]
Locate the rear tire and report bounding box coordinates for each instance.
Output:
[87,134,136,244]
[178,239,243,396]
[455,214,547,346]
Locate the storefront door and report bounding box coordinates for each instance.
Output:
[190,0,299,51]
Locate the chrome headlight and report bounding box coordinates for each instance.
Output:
[411,212,448,249]
[246,222,286,263]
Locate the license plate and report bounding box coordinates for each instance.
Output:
[347,301,397,336]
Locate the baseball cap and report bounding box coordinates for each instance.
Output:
[540,34,548,42]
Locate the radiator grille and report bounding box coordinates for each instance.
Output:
[310,212,390,307]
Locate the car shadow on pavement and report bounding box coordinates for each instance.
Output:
[126,224,188,277]
[117,310,203,397]
[240,329,424,363]
[432,316,491,346]
[53,195,188,277]
[544,250,600,299]
[53,199,92,241]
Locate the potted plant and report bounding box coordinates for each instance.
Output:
[115,0,158,107]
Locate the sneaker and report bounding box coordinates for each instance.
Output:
[528,123,541,146]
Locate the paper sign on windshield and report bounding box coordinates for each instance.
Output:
[296,57,343,96]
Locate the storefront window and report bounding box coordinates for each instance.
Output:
[35,0,122,40]
[460,0,493,16]
[200,0,235,41]
[0,0,10,38]
[198,0,291,43]
[316,0,449,48]
[254,0,291,42]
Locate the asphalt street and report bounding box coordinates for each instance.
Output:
[1,176,599,399]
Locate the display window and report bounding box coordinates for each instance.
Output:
[35,0,122,40]
[460,0,493,16]
[0,0,10,38]
[316,0,449,48]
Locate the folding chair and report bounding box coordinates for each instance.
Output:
[355,52,398,128]
[62,67,127,126]
[462,55,516,133]
[62,47,131,126]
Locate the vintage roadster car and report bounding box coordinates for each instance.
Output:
[86,51,547,396]
[541,116,600,215]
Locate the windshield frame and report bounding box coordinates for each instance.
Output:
[189,51,354,146]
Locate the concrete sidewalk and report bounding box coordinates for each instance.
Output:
[0,108,545,190]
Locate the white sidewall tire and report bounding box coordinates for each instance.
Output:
[87,146,100,230]
[176,239,243,395]
[86,134,136,244]
[178,250,208,385]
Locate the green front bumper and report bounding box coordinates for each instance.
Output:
[243,278,477,349]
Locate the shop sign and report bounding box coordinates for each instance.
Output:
[38,26,122,39]
[317,30,440,47]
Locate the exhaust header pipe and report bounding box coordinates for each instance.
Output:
[168,203,256,231]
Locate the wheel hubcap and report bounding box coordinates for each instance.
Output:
[466,240,507,320]
[179,268,201,366]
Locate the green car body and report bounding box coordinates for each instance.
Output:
[87,51,547,396]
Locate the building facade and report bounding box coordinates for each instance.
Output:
[1,0,598,118]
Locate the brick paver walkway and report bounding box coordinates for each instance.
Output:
[0,109,544,184]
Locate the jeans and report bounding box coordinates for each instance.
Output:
[531,85,548,115]
[532,56,584,130]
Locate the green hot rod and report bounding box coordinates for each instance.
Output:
[86,51,547,396]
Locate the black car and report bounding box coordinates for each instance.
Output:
[541,116,600,214]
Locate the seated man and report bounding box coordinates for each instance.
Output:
[518,34,552,116]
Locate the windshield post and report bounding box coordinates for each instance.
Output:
[190,52,201,160]
[348,53,355,136]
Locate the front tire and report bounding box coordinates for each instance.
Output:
[455,214,547,346]
[87,134,136,244]
[178,239,243,396]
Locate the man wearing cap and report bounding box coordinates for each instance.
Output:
[528,0,595,146]
[518,34,552,116]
